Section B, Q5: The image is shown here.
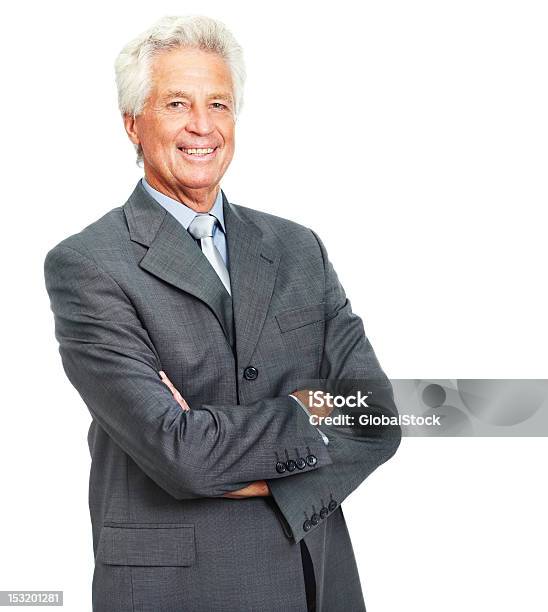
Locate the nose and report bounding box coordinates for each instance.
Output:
[186,103,214,136]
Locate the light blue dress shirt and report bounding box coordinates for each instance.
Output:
[141,178,229,268]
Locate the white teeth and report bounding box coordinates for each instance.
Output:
[182,147,215,155]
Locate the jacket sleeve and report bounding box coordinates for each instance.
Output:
[267,229,401,542]
[44,244,331,500]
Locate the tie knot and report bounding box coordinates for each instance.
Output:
[188,214,217,240]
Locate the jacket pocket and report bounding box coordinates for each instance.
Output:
[96,523,195,566]
[275,303,325,333]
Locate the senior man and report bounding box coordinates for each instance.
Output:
[44,15,401,612]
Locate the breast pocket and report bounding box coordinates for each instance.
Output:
[275,303,326,333]
[273,303,326,378]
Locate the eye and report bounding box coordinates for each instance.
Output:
[168,101,186,109]
[211,102,228,110]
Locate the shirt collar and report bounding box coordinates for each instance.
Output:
[141,177,226,234]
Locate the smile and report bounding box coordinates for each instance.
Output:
[178,146,218,158]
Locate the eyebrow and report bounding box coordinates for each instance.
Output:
[162,90,233,103]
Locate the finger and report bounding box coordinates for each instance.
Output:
[159,371,190,411]
[181,398,190,411]
[175,393,190,411]
[159,370,176,393]
[174,396,190,411]
[170,386,189,410]
[159,370,171,386]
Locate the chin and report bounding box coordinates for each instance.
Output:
[176,175,218,190]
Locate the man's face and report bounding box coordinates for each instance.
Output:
[126,47,236,201]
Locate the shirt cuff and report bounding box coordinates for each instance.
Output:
[289,394,329,445]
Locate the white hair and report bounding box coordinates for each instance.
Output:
[114,15,246,163]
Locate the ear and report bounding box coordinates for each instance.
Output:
[123,114,141,147]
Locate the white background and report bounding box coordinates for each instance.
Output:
[1,1,547,611]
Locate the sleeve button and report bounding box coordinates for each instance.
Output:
[286,459,297,472]
[296,457,306,470]
[275,461,286,474]
[306,454,318,467]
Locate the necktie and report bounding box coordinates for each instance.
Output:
[187,214,232,295]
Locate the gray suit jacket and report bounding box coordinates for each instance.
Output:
[44,182,401,611]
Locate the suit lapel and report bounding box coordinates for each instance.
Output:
[123,182,235,347]
[123,181,280,367]
[222,192,281,369]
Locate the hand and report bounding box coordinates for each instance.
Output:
[222,480,271,498]
[159,370,190,411]
[291,389,334,419]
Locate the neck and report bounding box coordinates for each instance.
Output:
[144,173,219,213]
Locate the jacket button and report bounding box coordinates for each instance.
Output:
[328,499,338,512]
[303,520,312,532]
[286,459,297,472]
[275,462,286,474]
[296,457,306,470]
[311,513,320,526]
[243,366,258,380]
[306,454,317,467]
[320,507,329,519]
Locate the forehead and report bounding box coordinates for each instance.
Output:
[149,47,233,94]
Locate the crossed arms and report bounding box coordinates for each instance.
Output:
[158,370,335,499]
